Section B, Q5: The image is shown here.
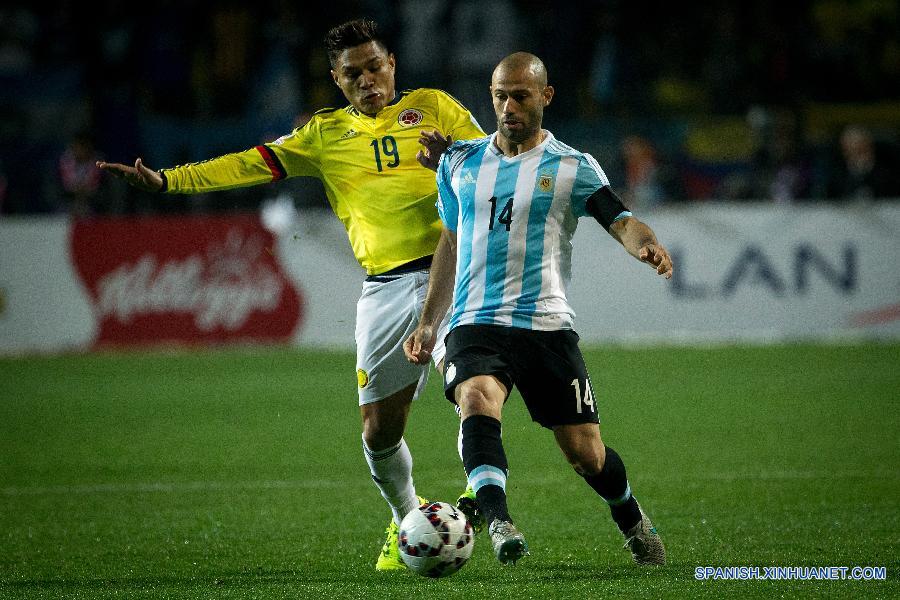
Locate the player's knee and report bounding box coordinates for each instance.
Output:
[456,385,488,412]
[360,386,414,450]
[556,425,606,476]
[361,410,404,451]
[456,382,499,416]
[363,423,402,451]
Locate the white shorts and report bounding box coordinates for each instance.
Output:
[355,270,450,405]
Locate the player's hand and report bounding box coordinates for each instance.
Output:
[96,157,163,192]
[639,244,674,279]
[404,324,436,365]
[416,130,452,171]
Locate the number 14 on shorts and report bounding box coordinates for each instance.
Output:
[571,378,595,414]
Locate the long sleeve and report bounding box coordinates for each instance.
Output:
[160,146,282,194]
[161,117,322,194]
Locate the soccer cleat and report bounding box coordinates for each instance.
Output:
[622,503,666,566]
[488,519,529,565]
[375,496,428,571]
[375,520,405,571]
[456,485,485,534]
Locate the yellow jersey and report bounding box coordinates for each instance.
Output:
[160,88,485,275]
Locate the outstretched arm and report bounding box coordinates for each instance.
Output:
[609,216,674,279]
[403,228,457,364]
[96,158,163,192]
[96,139,303,195]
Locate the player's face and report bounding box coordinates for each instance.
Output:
[491,70,553,145]
[331,41,396,117]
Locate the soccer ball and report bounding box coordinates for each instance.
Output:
[398,501,474,577]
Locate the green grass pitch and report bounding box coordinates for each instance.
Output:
[1,344,897,599]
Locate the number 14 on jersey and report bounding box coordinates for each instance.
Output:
[488,196,513,231]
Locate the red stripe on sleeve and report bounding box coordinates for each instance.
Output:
[256,145,286,181]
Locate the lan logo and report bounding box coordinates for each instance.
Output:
[538,174,554,192]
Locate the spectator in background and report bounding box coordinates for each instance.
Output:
[742,106,812,203]
[447,0,521,129]
[207,4,256,117]
[59,132,104,215]
[763,110,811,203]
[828,125,900,201]
[253,2,306,135]
[620,135,681,209]
[0,7,37,77]
[587,8,620,109]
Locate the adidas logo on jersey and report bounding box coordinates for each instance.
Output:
[340,129,358,140]
[461,172,477,186]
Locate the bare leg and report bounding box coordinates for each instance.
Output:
[552,422,606,476]
[554,423,643,534]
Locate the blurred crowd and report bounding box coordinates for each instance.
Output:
[1,0,899,216]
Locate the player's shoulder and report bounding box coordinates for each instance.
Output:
[448,136,490,153]
[545,132,607,174]
[288,105,356,141]
[544,132,587,159]
[403,88,471,112]
[442,136,491,174]
[307,105,357,124]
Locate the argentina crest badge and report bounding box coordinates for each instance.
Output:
[538,174,554,192]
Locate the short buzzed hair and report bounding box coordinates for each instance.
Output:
[493,52,548,87]
[324,19,390,67]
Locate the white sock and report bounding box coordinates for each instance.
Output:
[363,436,419,525]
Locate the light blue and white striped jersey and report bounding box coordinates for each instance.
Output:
[436,131,631,331]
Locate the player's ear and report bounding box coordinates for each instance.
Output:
[388,53,396,71]
[330,69,339,87]
[543,85,554,106]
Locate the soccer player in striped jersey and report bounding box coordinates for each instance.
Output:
[405,52,672,566]
[97,19,485,571]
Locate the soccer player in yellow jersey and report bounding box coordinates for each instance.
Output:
[97,19,485,571]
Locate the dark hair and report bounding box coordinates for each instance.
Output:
[324,19,389,67]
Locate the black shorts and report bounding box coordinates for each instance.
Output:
[443,324,599,429]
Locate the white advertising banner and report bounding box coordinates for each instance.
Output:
[1,204,898,354]
[270,209,361,348]
[567,203,900,343]
[0,217,97,353]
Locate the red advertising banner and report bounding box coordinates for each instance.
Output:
[70,215,303,347]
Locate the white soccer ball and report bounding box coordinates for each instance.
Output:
[398,501,475,577]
